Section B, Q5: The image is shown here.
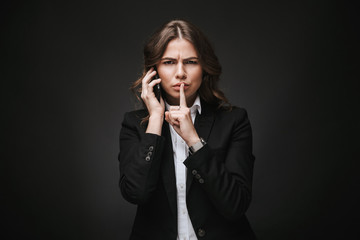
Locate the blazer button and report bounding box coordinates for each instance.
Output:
[198,228,206,237]
[149,146,154,151]
[191,170,197,175]
[147,151,152,156]
[195,174,201,179]
[145,156,151,161]
[199,178,204,184]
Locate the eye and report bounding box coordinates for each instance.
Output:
[163,60,175,65]
[185,60,198,64]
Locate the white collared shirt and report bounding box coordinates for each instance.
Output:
[165,96,201,240]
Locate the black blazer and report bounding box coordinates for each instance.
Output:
[119,100,256,240]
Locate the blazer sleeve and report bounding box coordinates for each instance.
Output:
[118,111,165,205]
[183,108,255,220]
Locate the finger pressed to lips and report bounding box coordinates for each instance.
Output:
[179,83,187,107]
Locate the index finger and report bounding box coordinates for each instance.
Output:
[142,68,156,88]
[179,83,187,107]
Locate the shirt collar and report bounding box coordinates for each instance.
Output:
[191,95,202,115]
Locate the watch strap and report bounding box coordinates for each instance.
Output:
[189,137,206,154]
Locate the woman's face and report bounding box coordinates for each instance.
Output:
[156,38,203,106]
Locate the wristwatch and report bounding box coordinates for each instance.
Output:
[189,137,206,155]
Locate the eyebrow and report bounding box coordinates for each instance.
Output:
[161,57,199,61]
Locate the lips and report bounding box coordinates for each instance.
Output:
[173,82,189,87]
[172,83,190,91]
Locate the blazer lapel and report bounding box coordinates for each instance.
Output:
[161,121,177,218]
[186,101,215,194]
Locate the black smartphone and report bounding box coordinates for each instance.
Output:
[153,69,161,101]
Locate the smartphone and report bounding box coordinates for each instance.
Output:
[152,69,161,101]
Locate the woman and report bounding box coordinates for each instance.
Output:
[119,19,256,240]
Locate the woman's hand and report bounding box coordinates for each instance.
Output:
[141,68,165,118]
[142,68,165,135]
[165,83,200,147]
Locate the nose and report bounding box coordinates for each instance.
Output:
[175,63,187,80]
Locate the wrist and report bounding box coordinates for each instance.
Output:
[146,115,164,135]
[149,114,164,122]
[186,136,200,147]
[189,137,206,155]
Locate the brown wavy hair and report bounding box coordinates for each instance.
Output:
[131,19,232,119]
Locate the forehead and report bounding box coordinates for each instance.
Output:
[162,38,198,57]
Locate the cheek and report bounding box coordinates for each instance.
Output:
[160,77,171,88]
[192,70,203,87]
[158,68,172,83]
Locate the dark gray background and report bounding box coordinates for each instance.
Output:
[1,0,359,239]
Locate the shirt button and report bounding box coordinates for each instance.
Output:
[198,228,206,237]
[180,184,184,189]
[145,156,151,161]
